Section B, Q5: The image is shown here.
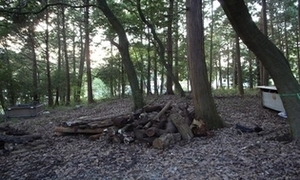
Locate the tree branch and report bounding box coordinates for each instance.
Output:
[0,3,99,15]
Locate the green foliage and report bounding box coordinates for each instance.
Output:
[0,0,299,108]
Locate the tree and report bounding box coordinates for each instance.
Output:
[298,0,300,82]
[55,9,62,106]
[166,0,175,95]
[260,0,269,85]
[75,10,86,103]
[209,0,214,85]
[186,0,224,129]
[219,0,300,139]
[28,24,39,103]
[84,0,94,104]
[136,0,185,96]
[235,34,244,96]
[61,5,71,105]
[45,2,54,107]
[97,0,144,110]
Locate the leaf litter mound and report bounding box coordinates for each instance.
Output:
[0,95,300,180]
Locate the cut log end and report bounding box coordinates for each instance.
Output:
[152,133,182,149]
[190,119,208,137]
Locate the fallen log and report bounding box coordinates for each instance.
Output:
[112,115,130,128]
[54,126,104,134]
[0,125,29,136]
[0,134,41,144]
[134,129,146,139]
[152,101,172,121]
[169,113,194,140]
[146,127,166,137]
[136,137,156,146]
[62,118,114,128]
[143,105,163,113]
[152,133,181,149]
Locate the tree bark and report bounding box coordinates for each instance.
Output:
[54,127,104,135]
[75,15,85,103]
[219,0,300,139]
[169,113,193,140]
[298,0,300,83]
[186,0,224,129]
[45,3,53,107]
[146,27,151,95]
[55,9,61,106]
[261,0,269,85]
[84,0,94,104]
[97,0,144,110]
[61,6,71,105]
[152,133,181,149]
[235,34,244,96]
[209,0,214,84]
[166,0,174,95]
[28,25,39,103]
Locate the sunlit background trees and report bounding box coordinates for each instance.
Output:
[0,0,299,112]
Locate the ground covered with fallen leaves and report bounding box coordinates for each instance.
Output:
[0,94,300,180]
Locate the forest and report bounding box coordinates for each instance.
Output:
[0,0,298,108]
[0,0,300,179]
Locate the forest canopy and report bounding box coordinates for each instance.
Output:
[0,0,299,111]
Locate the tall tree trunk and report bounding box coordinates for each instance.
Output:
[160,67,165,94]
[248,51,254,89]
[284,9,289,62]
[226,46,230,88]
[298,0,300,82]
[209,0,214,85]
[72,27,76,99]
[75,18,85,103]
[84,0,94,104]
[166,0,174,95]
[137,0,185,97]
[61,6,71,105]
[186,0,224,129]
[218,54,222,88]
[45,5,53,107]
[232,44,237,88]
[29,25,38,103]
[139,34,144,95]
[55,11,61,106]
[154,46,158,95]
[261,0,269,85]
[146,28,151,95]
[235,34,244,96]
[173,0,180,93]
[97,0,144,110]
[219,0,300,139]
[121,56,125,97]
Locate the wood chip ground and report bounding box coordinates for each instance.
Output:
[0,95,300,180]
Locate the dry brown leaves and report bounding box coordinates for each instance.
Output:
[0,95,299,179]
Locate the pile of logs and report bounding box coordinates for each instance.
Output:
[54,101,209,149]
[0,125,45,154]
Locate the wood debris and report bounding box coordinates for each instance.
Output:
[0,125,45,154]
[54,101,210,148]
